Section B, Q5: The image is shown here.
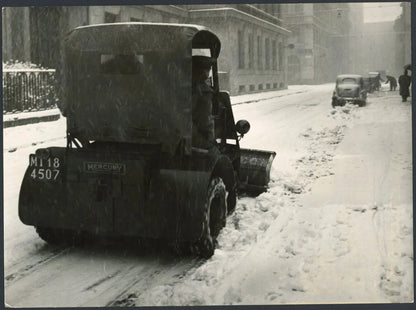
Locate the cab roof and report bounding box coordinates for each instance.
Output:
[66,22,221,58]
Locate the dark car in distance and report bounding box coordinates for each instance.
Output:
[332,74,367,107]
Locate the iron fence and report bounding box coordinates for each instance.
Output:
[2,69,58,114]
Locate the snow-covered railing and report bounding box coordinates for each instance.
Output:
[2,69,58,114]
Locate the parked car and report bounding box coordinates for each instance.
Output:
[332,74,367,107]
[362,76,372,93]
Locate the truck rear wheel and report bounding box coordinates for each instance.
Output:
[193,177,227,258]
[36,227,81,245]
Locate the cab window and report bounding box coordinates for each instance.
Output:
[341,78,357,84]
[100,54,144,74]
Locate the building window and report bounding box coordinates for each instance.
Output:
[257,35,262,70]
[130,17,142,22]
[265,38,270,69]
[276,5,282,19]
[238,30,245,69]
[239,85,246,93]
[273,83,278,88]
[258,84,263,90]
[248,33,254,69]
[104,12,117,23]
[272,40,277,70]
[266,83,271,89]
[249,84,255,91]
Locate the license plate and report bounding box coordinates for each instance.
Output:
[29,154,62,181]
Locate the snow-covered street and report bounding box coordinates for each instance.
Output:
[3,84,413,306]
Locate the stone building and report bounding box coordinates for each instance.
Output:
[345,2,364,75]
[394,2,412,74]
[359,21,398,76]
[281,3,352,84]
[2,4,291,95]
[346,2,410,78]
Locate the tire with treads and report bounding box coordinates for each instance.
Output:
[192,177,227,258]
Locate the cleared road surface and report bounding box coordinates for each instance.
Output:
[4,85,413,306]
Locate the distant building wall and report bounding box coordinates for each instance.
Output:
[394,2,411,74]
[282,2,351,84]
[359,21,398,76]
[348,3,364,74]
[2,4,290,96]
[2,7,89,68]
[186,7,289,95]
[2,7,31,63]
[403,2,411,67]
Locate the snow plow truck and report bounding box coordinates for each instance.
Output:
[19,23,276,257]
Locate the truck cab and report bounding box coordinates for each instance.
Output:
[19,23,276,257]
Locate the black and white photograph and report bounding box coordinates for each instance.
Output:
[2,1,413,307]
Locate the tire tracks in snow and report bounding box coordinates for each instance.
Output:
[5,246,71,285]
[364,101,413,301]
[5,242,206,307]
[107,257,205,307]
[120,93,354,306]
[371,202,413,301]
[289,103,357,194]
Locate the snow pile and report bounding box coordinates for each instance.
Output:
[133,183,288,306]
[131,90,366,306]
[4,84,411,307]
[2,61,50,70]
[231,85,311,105]
[3,117,66,152]
[127,93,412,306]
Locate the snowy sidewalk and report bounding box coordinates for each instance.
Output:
[230,85,311,105]
[3,109,61,128]
[2,85,314,128]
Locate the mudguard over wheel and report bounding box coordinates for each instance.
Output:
[36,226,81,245]
[192,177,227,258]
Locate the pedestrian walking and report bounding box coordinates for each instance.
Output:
[398,70,412,102]
[385,75,397,91]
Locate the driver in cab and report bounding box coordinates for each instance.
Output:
[191,55,217,153]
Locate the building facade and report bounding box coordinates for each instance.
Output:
[359,21,398,75]
[394,2,412,74]
[346,2,410,78]
[183,4,290,94]
[281,3,352,84]
[347,3,364,75]
[2,4,290,95]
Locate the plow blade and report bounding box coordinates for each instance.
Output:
[238,148,276,195]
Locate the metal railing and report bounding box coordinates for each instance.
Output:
[2,69,58,114]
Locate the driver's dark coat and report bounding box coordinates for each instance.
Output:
[192,81,215,149]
